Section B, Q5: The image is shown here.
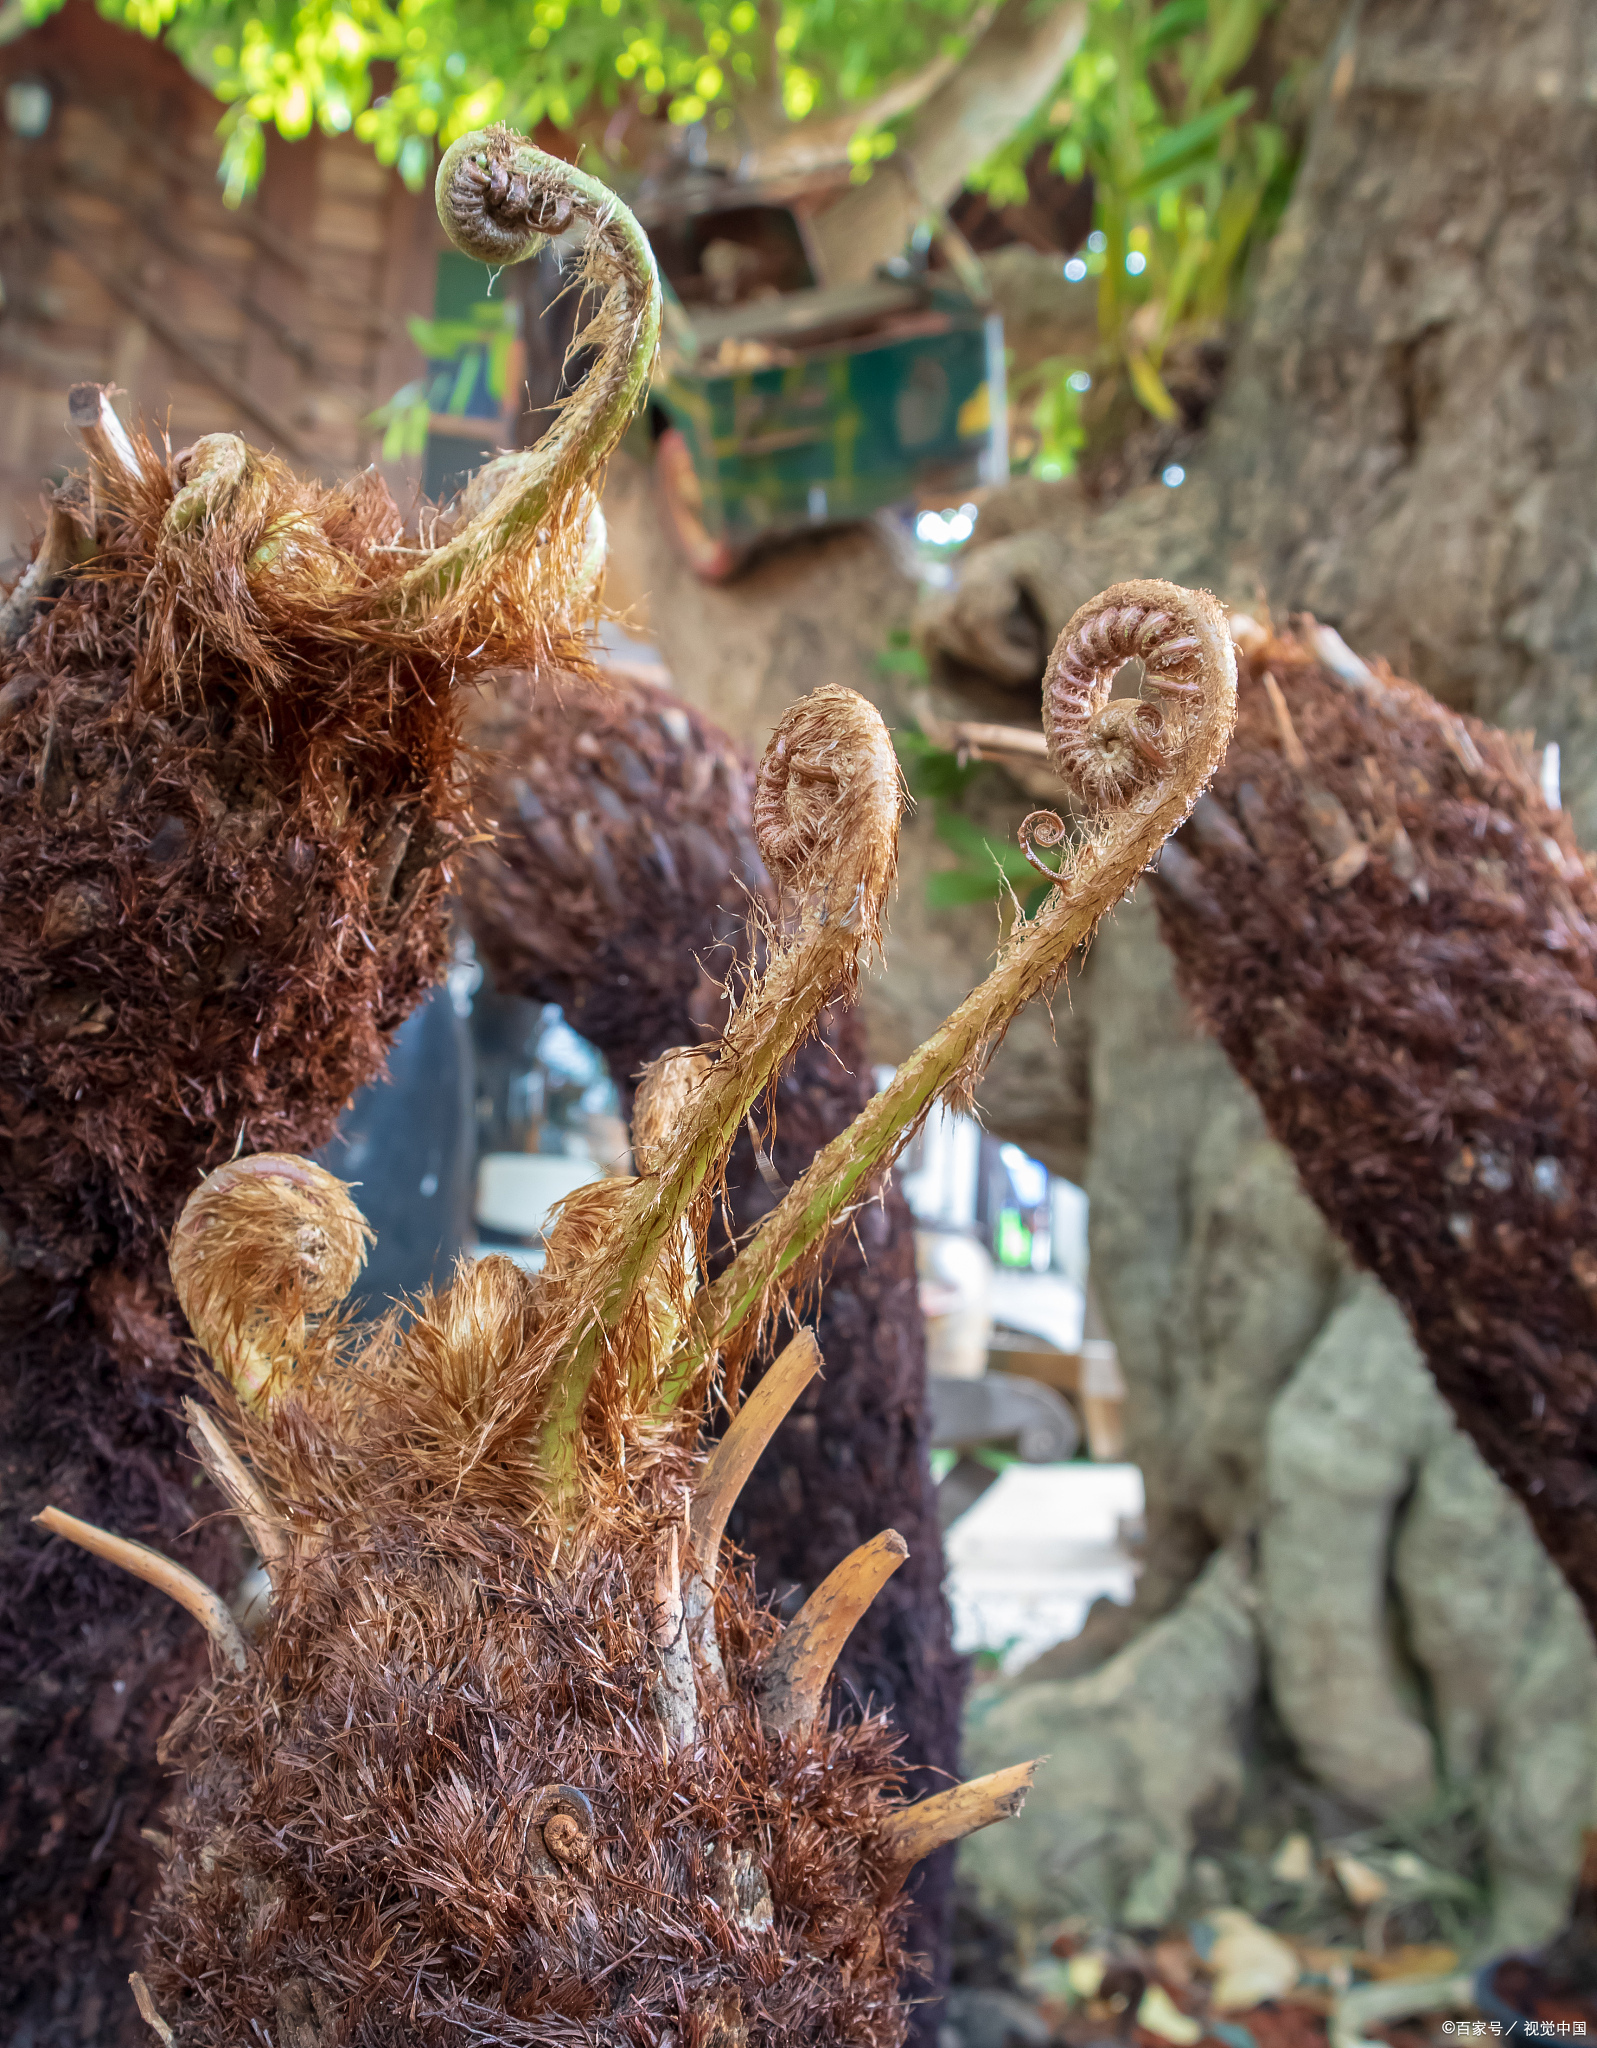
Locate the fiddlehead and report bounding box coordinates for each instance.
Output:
[533,686,901,1475]
[752,683,900,933]
[169,1154,371,1410]
[378,129,661,625]
[683,578,1235,1369]
[1043,586,1210,805]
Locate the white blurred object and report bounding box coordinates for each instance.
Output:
[1050,1177,1089,1289]
[988,1269,1085,1352]
[230,1562,273,1635]
[916,1228,993,1379]
[944,1462,1143,1672]
[1228,611,1270,657]
[1305,620,1377,690]
[1206,1910,1301,2011]
[899,1101,981,1230]
[475,1152,601,1238]
[1542,739,1561,810]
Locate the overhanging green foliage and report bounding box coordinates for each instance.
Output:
[26,0,988,202]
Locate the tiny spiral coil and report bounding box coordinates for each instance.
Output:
[1042,581,1217,812]
[752,685,900,921]
[525,1785,596,1874]
[437,126,576,267]
[1018,809,1072,881]
[170,1154,371,1409]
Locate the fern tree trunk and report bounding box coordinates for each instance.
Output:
[1148,631,1597,1633]
[462,667,965,2042]
[0,431,465,2044]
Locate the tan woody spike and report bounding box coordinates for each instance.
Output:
[873,1760,1043,1889]
[759,1528,907,1737]
[34,1505,247,1673]
[67,381,140,497]
[183,1399,292,1587]
[689,1329,822,1584]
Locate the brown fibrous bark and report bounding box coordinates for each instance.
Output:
[1150,621,1597,1629]
[1,416,581,2040]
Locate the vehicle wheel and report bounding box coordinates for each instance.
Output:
[654,428,745,582]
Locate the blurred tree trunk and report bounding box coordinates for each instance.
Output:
[601,0,1597,1951]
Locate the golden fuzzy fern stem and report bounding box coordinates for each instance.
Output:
[389,126,661,625]
[683,578,1236,1369]
[535,685,903,1480]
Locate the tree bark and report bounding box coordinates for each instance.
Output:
[462,667,965,2042]
[806,0,1088,285]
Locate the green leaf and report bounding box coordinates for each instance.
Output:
[1140,0,1208,56]
[1126,350,1180,421]
[895,729,983,805]
[1187,0,1268,105]
[1126,87,1254,196]
[876,645,930,680]
[445,351,481,416]
[926,868,1008,909]
[86,0,1010,202]
[935,809,1036,884]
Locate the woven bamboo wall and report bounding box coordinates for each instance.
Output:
[0,3,441,564]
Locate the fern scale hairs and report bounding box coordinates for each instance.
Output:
[39,1166,1039,2045]
[1148,613,1597,1633]
[0,131,661,1299]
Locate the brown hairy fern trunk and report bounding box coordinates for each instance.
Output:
[0,461,458,2043]
[0,1291,234,2048]
[8,121,1229,2040]
[4,133,658,2042]
[1148,621,1597,1630]
[23,566,1226,2043]
[0,399,592,2040]
[462,667,965,2042]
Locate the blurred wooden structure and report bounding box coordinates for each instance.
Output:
[0,2,441,563]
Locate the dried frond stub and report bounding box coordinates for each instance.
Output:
[32,1506,246,1674]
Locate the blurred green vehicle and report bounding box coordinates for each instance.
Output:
[632,170,1009,581]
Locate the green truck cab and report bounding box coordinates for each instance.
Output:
[634,171,1008,579]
